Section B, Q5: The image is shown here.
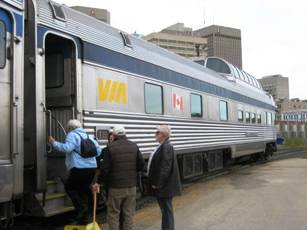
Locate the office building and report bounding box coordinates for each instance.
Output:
[258,74,289,120]
[71,6,110,24]
[194,25,242,68]
[144,23,208,58]
[258,75,289,101]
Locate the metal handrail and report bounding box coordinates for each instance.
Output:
[46,110,67,153]
[46,110,53,153]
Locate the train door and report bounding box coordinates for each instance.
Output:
[0,7,17,227]
[0,9,13,199]
[44,34,77,181]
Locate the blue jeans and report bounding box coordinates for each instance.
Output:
[157,197,174,230]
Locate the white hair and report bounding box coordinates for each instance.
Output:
[67,119,82,131]
[157,125,171,137]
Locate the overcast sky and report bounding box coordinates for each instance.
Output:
[59,0,307,99]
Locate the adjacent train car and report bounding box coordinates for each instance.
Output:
[0,0,276,226]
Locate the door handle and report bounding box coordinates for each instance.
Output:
[46,110,53,154]
[41,102,47,112]
[12,100,19,157]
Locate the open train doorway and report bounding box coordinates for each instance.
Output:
[44,34,77,181]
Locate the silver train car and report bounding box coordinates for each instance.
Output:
[0,0,276,226]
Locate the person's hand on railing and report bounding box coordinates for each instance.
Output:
[48,136,55,145]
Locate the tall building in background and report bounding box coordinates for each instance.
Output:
[71,6,110,24]
[194,25,242,68]
[258,74,289,101]
[144,23,207,58]
[258,74,289,120]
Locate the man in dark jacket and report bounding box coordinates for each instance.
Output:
[92,126,145,230]
[148,125,182,230]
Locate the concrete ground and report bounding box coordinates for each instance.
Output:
[125,156,307,230]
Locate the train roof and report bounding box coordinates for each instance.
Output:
[195,57,263,89]
[35,0,275,109]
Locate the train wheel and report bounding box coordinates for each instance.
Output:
[251,153,260,162]
[263,152,271,160]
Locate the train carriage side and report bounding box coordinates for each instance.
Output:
[0,0,24,227]
[31,0,277,195]
[0,0,277,225]
[81,65,276,179]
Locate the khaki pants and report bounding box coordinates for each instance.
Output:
[107,187,136,230]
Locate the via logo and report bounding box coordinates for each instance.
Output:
[98,79,127,104]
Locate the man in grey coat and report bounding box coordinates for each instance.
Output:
[148,125,182,230]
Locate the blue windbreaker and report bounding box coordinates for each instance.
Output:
[52,128,102,170]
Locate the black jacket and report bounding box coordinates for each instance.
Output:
[148,139,182,198]
[99,136,145,188]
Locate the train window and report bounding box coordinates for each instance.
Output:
[49,1,66,22]
[234,67,243,80]
[191,94,202,118]
[257,114,262,124]
[45,53,64,88]
[237,69,246,81]
[145,83,163,114]
[194,59,205,66]
[245,112,251,123]
[266,112,272,125]
[230,65,238,79]
[251,113,256,123]
[219,101,228,121]
[0,21,6,69]
[250,75,258,87]
[120,32,132,48]
[206,58,231,74]
[238,110,243,122]
[248,74,253,84]
[243,71,250,83]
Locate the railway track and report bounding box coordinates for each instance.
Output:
[9,147,306,230]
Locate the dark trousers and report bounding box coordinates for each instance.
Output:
[65,168,96,222]
[157,197,174,230]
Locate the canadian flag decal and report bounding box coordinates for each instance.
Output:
[173,94,183,111]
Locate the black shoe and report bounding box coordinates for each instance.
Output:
[69,210,87,225]
[75,210,87,219]
[75,215,90,225]
[69,218,88,226]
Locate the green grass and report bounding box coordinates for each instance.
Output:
[284,138,307,147]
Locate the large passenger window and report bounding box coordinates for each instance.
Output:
[0,21,6,69]
[219,101,228,121]
[145,83,163,114]
[206,58,231,74]
[191,94,202,118]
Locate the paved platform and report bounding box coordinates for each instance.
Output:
[131,157,307,230]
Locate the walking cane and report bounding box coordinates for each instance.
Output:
[86,187,101,230]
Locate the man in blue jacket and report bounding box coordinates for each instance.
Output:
[48,119,101,224]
